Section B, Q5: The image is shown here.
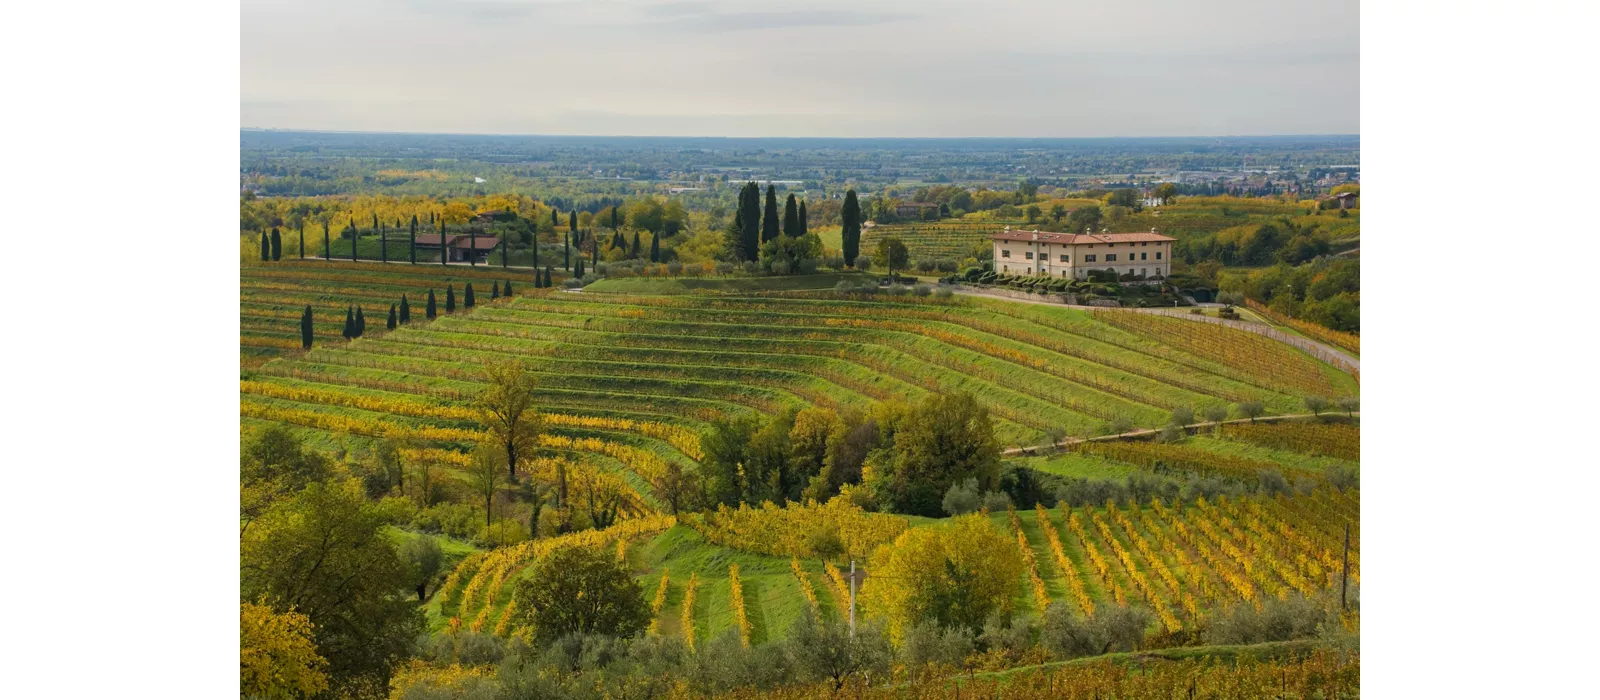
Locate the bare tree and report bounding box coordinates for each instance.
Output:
[468,443,505,530]
[477,360,543,483]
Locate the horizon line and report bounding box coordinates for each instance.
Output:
[241,127,1360,141]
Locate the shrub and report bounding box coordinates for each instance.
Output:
[1206,593,1330,645]
[912,283,932,297]
[667,261,684,276]
[771,260,792,275]
[980,490,1013,512]
[933,286,954,299]
[941,478,982,515]
[854,255,873,271]
[716,261,736,275]
[897,621,974,670]
[1039,602,1150,659]
[798,258,820,274]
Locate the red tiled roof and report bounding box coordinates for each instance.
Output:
[415,234,446,246]
[448,235,500,250]
[989,230,1175,244]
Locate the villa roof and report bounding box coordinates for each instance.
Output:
[990,229,1175,245]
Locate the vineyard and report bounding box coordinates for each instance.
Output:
[861,220,1020,263]
[240,261,1359,678]
[1245,298,1361,356]
[240,259,554,367]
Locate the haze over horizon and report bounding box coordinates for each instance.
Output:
[243,0,1358,139]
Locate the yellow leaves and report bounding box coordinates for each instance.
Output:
[685,496,907,560]
[648,570,671,635]
[1036,504,1094,617]
[493,600,518,638]
[240,601,329,700]
[860,514,1023,644]
[791,558,819,613]
[824,561,852,619]
[730,564,752,647]
[681,572,698,651]
[1006,507,1051,614]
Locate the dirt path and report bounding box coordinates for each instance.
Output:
[1000,412,1359,456]
[951,286,1360,374]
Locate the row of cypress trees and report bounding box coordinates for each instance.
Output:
[729,182,830,263]
[296,280,519,350]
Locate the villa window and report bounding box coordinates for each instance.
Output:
[1106,254,1117,262]
[1060,254,1069,262]
[1085,254,1097,263]
[1156,252,1162,260]
[1025,252,1034,260]
[1140,252,1147,260]
[1001,250,1011,258]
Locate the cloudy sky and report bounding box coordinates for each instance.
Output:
[242,0,1358,137]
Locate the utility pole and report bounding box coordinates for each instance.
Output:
[848,560,856,638]
[1340,523,1351,610]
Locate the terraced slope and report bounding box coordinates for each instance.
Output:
[240,260,553,367]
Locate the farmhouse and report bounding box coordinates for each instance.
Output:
[991,228,1175,280]
[414,233,501,262]
[895,201,940,218]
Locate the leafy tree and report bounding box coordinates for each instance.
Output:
[399,295,410,324]
[787,609,892,692]
[1235,400,1266,423]
[1304,396,1329,416]
[426,290,437,319]
[699,415,761,507]
[841,190,862,265]
[465,282,476,308]
[240,601,329,699]
[940,478,982,515]
[270,227,282,261]
[1024,204,1041,223]
[1067,205,1103,234]
[880,392,1001,516]
[476,360,543,483]
[1153,183,1179,205]
[650,231,661,262]
[1040,602,1150,658]
[1105,188,1139,208]
[399,535,443,602]
[1202,404,1229,430]
[446,284,456,313]
[860,514,1023,641]
[242,424,333,498]
[511,544,651,644]
[1336,396,1359,417]
[874,237,909,278]
[1049,204,1067,223]
[762,185,780,243]
[259,231,269,261]
[241,480,422,693]
[386,304,397,330]
[467,442,504,530]
[300,305,314,350]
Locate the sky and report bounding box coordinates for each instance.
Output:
[241,0,1358,138]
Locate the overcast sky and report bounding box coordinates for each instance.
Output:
[242,0,1358,138]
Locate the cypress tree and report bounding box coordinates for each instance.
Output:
[569,211,578,239]
[260,231,269,261]
[426,290,437,319]
[350,217,358,262]
[741,182,762,260]
[410,214,418,264]
[650,232,660,262]
[564,232,571,270]
[400,294,411,323]
[298,220,305,259]
[372,212,378,230]
[387,304,397,330]
[506,279,515,296]
[762,185,780,243]
[630,232,641,258]
[446,284,456,312]
[501,232,508,267]
[610,206,619,231]
[342,306,354,339]
[465,283,476,308]
[300,305,314,349]
[591,235,598,266]
[323,220,330,260]
[270,227,282,260]
[799,200,808,236]
[355,306,365,337]
[542,267,551,289]
[842,189,862,266]
[782,194,798,237]
[551,209,558,227]
[574,256,585,279]
[492,282,500,300]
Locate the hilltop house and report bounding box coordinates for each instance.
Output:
[991,228,1175,280]
[894,201,940,219]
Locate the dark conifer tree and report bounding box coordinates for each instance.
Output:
[350,217,359,262]
[492,282,500,300]
[298,220,305,259]
[300,305,314,350]
[387,304,397,330]
[465,283,476,308]
[372,212,378,230]
[505,279,515,296]
[569,210,578,239]
[542,267,552,289]
[501,233,508,267]
[574,256,585,279]
[739,182,761,261]
[440,220,448,266]
[630,232,641,258]
[426,290,437,319]
[323,220,331,260]
[591,235,598,266]
[610,206,619,231]
[446,285,456,312]
[551,209,558,227]
[260,232,270,261]
[400,294,411,323]
[342,306,354,339]
[355,306,365,337]
[270,227,282,260]
[782,194,798,237]
[799,200,808,236]
[650,232,661,262]
[762,185,780,243]
[380,223,387,263]
[410,214,418,264]
[842,189,862,266]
